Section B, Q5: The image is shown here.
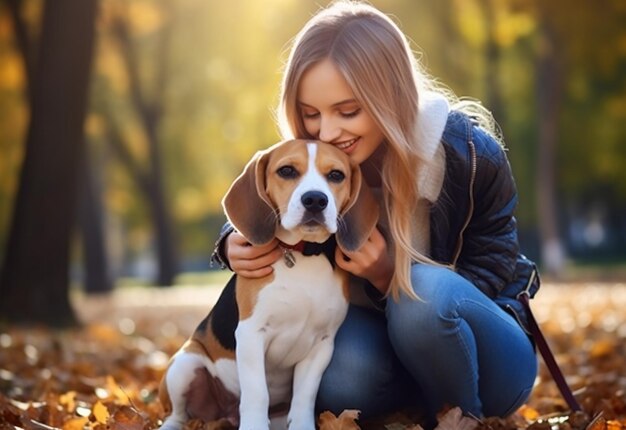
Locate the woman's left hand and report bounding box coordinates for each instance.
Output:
[335,227,393,294]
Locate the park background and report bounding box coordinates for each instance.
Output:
[0,0,625,327]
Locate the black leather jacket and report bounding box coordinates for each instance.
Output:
[432,111,539,333]
[211,110,540,333]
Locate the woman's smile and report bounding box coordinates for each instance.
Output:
[298,59,384,165]
[335,137,359,152]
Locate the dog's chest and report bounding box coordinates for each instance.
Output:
[249,253,348,367]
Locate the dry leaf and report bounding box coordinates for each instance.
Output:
[318,409,361,430]
[110,405,144,430]
[605,420,623,430]
[58,392,77,414]
[62,416,89,430]
[1,283,625,430]
[92,401,110,424]
[434,407,478,430]
[518,405,540,422]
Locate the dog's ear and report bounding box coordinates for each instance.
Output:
[336,163,379,252]
[222,150,276,245]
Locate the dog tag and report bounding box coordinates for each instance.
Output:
[283,248,296,268]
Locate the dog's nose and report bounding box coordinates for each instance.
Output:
[301,191,328,213]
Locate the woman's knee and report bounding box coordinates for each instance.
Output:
[387,264,471,336]
[316,306,412,417]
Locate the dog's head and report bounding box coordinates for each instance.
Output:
[222,139,379,251]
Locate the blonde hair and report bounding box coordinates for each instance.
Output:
[277,0,498,300]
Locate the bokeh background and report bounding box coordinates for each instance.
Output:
[1,0,625,326]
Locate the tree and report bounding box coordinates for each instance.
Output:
[534,12,566,275]
[5,0,113,296]
[105,3,179,286]
[0,0,98,327]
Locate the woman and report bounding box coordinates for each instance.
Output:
[212,1,539,425]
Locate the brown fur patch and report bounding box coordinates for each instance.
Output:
[183,367,239,425]
[236,273,275,321]
[264,140,310,214]
[190,325,236,361]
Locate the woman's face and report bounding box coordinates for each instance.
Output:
[297,59,385,165]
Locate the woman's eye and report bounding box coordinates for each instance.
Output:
[341,109,361,118]
[327,170,345,183]
[277,165,299,179]
[302,111,319,119]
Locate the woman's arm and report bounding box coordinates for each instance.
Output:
[210,222,281,277]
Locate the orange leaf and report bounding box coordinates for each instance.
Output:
[606,420,623,430]
[59,391,77,413]
[106,375,131,405]
[92,401,110,424]
[63,417,89,430]
[318,409,361,430]
[109,405,144,430]
[518,404,540,422]
[587,414,607,430]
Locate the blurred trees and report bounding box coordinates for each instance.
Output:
[101,1,179,286]
[0,0,98,326]
[0,0,625,313]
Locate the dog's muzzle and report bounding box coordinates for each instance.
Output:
[300,191,328,226]
[301,191,328,213]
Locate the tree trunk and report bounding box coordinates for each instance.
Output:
[482,0,505,124]
[79,146,113,294]
[0,0,98,327]
[110,14,178,286]
[535,19,566,276]
[145,120,179,286]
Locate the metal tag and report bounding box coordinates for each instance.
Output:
[283,248,296,268]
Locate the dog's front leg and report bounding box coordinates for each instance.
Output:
[288,336,335,430]
[236,320,270,430]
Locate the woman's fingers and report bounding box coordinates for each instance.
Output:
[226,233,281,278]
[235,266,275,278]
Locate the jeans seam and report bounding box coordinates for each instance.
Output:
[452,301,480,412]
[456,298,520,331]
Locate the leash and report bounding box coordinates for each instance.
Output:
[517,290,582,412]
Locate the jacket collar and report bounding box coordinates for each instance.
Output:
[415,91,449,202]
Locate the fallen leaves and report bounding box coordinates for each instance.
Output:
[0,282,625,429]
[435,407,478,430]
[318,409,361,429]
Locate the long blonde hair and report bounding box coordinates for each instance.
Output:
[277,1,497,300]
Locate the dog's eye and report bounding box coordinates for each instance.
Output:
[277,165,299,179]
[327,170,345,183]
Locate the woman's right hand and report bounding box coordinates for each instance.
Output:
[225,231,282,278]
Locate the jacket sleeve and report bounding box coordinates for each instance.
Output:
[210,222,235,270]
[455,125,519,298]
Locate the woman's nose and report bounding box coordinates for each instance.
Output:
[318,116,341,142]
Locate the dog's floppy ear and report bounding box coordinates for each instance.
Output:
[336,163,379,252]
[222,149,276,245]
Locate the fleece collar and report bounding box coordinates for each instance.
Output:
[415,91,449,202]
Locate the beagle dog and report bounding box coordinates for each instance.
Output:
[159,139,379,430]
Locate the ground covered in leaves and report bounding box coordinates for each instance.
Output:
[1,282,625,429]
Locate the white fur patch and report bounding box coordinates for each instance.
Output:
[280,144,339,233]
[236,253,348,428]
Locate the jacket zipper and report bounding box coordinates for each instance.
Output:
[451,139,477,267]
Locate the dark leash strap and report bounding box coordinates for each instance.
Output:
[517,291,582,412]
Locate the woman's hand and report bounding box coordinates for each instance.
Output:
[225,231,282,278]
[335,227,393,294]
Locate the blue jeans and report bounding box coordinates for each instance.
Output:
[316,264,537,423]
